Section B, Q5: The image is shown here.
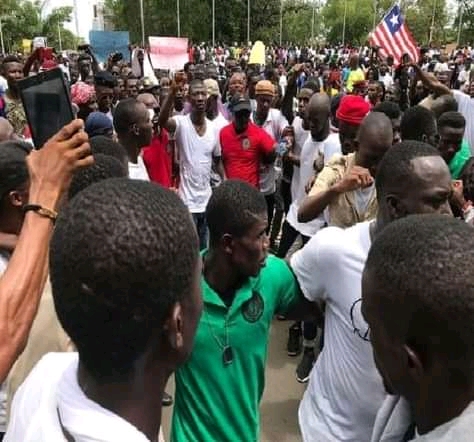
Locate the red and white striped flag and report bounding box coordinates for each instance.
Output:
[369,4,419,65]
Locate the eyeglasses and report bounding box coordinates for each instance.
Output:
[350,298,371,342]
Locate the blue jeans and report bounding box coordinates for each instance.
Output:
[192,212,208,250]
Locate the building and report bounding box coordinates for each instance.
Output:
[41,0,113,42]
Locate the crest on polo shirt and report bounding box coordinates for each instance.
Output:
[241,137,251,150]
[241,290,264,323]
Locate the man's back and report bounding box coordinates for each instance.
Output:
[292,222,386,441]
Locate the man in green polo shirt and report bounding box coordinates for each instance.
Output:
[171,180,313,441]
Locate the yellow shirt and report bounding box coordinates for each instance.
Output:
[346,68,365,92]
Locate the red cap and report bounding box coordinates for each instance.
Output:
[336,95,371,125]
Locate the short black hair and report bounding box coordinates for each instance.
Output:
[373,101,401,120]
[438,111,466,130]
[303,80,320,93]
[375,140,441,201]
[2,55,21,67]
[400,105,437,141]
[206,180,267,246]
[113,98,141,135]
[365,214,474,383]
[189,79,205,93]
[0,141,29,202]
[68,154,128,200]
[51,178,199,381]
[90,135,128,165]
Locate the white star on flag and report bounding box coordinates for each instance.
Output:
[390,14,399,26]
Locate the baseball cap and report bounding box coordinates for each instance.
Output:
[230,95,252,113]
[204,78,220,97]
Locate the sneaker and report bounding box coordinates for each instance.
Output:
[296,347,315,383]
[162,391,173,407]
[287,324,302,357]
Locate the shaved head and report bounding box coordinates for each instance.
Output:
[306,93,331,141]
[356,112,393,177]
[358,112,393,145]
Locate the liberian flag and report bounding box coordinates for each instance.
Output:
[369,4,419,65]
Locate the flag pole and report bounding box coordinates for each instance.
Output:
[279,0,283,46]
[212,0,215,47]
[342,0,347,46]
[457,0,463,46]
[177,0,181,37]
[247,0,250,43]
[429,0,437,43]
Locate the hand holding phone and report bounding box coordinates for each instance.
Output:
[18,68,74,148]
[26,119,93,209]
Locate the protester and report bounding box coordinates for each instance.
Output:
[292,141,452,441]
[2,56,26,137]
[171,179,316,441]
[6,178,201,442]
[219,95,276,187]
[113,98,153,180]
[85,111,113,138]
[298,112,392,227]
[159,79,225,249]
[363,215,474,441]
[0,119,93,384]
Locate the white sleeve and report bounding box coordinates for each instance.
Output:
[452,89,470,107]
[290,230,329,302]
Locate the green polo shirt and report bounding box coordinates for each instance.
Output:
[171,254,300,442]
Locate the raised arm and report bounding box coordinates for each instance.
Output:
[412,64,451,97]
[0,120,93,381]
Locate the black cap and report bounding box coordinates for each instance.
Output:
[94,70,117,88]
[230,95,251,113]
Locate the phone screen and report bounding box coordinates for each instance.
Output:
[18,68,73,148]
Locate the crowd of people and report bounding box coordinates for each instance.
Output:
[0,37,473,441]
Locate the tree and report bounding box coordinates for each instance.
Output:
[1,0,77,53]
[321,0,448,47]
[453,0,474,46]
[404,0,448,45]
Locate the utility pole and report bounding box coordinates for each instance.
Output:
[177,0,181,37]
[139,0,145,46]
[429,0,437,43]
[247,0,250,44]
[457,0,463,46]
[0,17,5,55]
[342,0,347,46]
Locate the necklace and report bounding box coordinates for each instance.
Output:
[204,308,233,366]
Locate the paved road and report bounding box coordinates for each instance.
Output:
[162,319,308,441]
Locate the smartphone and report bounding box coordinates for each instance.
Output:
[18,68,74,148]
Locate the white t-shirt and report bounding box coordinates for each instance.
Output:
[252,109,288,195]
[379,73,394,90]
[174,115,220,213]
[290,116,309,202]
[453,90,474,154]
[286,135,325,237]
[128,156,150,181]
[6,353,164,441]
[0,253,9,432]
[291,221,387,441]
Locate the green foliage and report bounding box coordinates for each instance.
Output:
[454,0,474,46]
[1,0,78,52]
[105,0,323,45]
[321,0,449,46]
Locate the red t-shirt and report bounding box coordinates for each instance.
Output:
[219,122,276,188]
[142,130,172,188]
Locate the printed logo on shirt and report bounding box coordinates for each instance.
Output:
[241,290,264,323]
[241,137,251,150]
